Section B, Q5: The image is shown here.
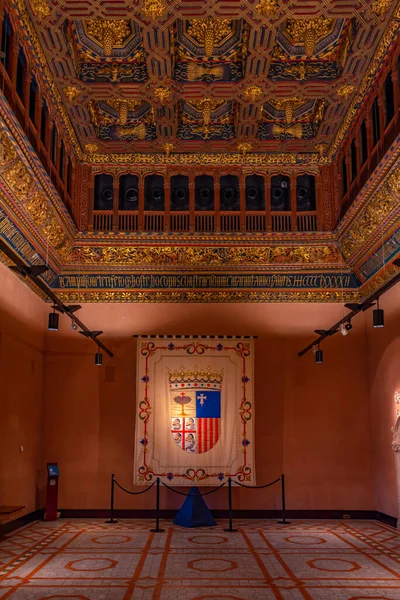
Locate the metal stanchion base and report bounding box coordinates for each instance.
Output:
[223,527,238,532]
[277,520,291,525]
[105,519,119,524]
[150,528,165,533]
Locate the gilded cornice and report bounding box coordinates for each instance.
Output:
[0,96,77,240]
[72,244,343,269]
[77,230,337,245]
[0,128,74,266]
[12,0,83,158]
[359,262,399,299]
[56,290,361,304]
[339,160,400,263]
[83,152,324,166]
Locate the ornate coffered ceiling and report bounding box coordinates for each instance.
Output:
[0,94,399,303]
[15,0,399,160]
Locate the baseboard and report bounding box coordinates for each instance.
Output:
[376,511,398,528]
[0,509,43,538]
[60,508,382,521]
[1,509,396,532]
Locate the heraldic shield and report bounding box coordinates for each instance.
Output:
[169,366,223,454]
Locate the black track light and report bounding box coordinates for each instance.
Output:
[48,306,59,331]
[95,349,103,366]
[315,346,323,364]
[373,298,384,328]
[345,321,353,331]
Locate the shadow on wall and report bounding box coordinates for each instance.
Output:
[0,300,46,516]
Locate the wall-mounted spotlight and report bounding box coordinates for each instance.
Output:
[373,298,384,328]
[95,347,103,366]
[48,306,59,331]
[315,345,323,364]
[340,320,353,335]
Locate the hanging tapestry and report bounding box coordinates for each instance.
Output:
[134,336,255,485]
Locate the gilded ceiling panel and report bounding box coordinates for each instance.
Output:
[16,0,399,158]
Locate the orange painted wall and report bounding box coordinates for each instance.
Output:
[0,263,46,515]
[1,263,399,517]
[365,284,400,518]
[41,302,375,512]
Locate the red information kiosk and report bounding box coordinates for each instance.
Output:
[45,463,59,521]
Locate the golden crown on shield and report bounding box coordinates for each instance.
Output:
[168,366,224,385]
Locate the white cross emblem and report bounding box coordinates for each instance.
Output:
[199,393,206,406]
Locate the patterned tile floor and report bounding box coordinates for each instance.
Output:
[0,519,400,599]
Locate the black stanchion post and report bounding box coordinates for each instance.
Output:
[150,477,165,533]
[223,478,238,532]
[105,473,119,524]
[277,474,291,525]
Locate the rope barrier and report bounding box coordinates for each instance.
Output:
[106,472,290,530]
[114,478,157,495]
[233,477,281,490]
[160,480,227,497]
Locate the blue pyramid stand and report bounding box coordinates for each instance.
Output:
[173,487,217,528]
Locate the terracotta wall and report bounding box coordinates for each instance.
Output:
[365,284,400,519]
[0,263,46,515]
[2,263,399,516]
[41,302,376,512]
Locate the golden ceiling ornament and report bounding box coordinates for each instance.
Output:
[187,64,224,81]
[315,142,328,157]
[162,142,174,157]
[285,17,333,57]
[3,162,33,198]
[371,0,391,15]
[154,86,172,105]
[386,166,400,196]
[283,99,295,124]
[84,143,99,153]
[272,97,303,124]
[191,97,220,126]
[0,133,17,165]
[243,85,264,103]
[30,0,50,19]
[336,84,355,100]
[86,20,131,57]
[116,123,147,139]
[187,18,232,57]
[107,99,141,124]
[142,0,166,21]
[24,192,49,226]
[118,100,128,125]
[256,0,279,19]
[272,123,303,138]
[64,86,80,103]
[237,142,252,156]
[43,218,67,249]
[314,99,326,124]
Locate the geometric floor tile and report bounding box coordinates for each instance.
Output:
[0,519,399,599]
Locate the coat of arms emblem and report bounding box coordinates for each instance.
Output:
[169,366,223,454]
